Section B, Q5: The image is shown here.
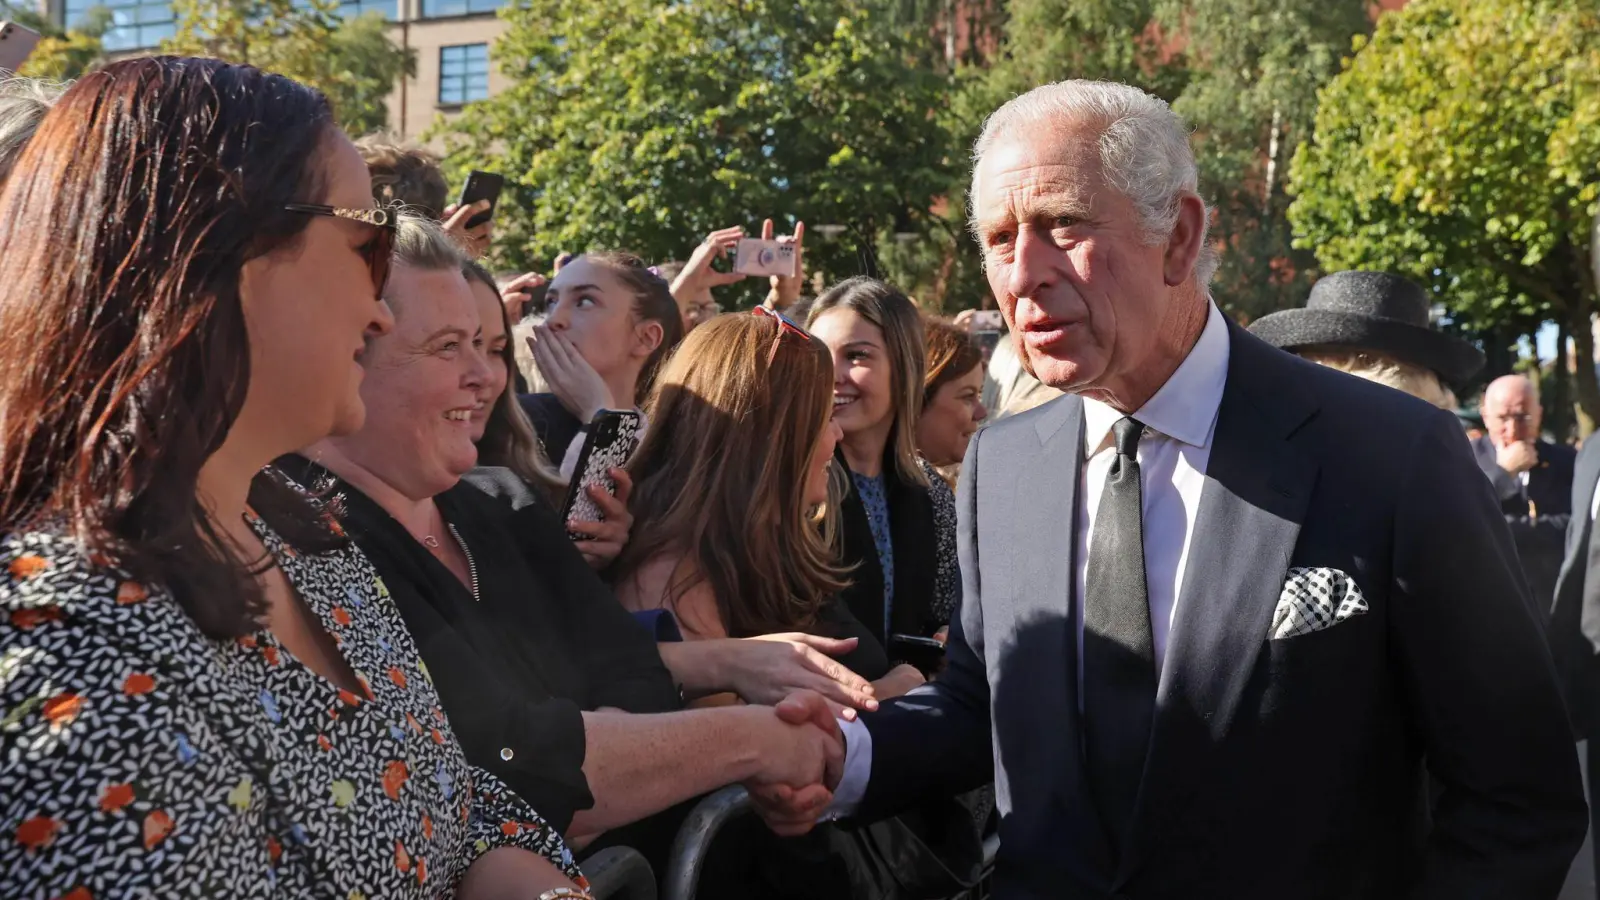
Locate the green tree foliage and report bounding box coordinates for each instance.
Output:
[1,2,108,80]
[162,0,414,135]
[1287,0,1600,423]
[437,0,954,308]
[1161,0,1372,321]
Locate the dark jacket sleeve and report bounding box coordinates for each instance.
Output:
[1392,410,1587,898]
[507,500,683,715]
[856,428,995,822]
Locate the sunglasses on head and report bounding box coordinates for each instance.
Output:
[283,203,396,298]
[752,305,809,364]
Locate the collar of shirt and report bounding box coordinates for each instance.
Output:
[1082,302,1231,455]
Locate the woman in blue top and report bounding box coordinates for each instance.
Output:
[807,277,961,650]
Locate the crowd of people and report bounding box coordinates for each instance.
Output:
[3,55,1600,900]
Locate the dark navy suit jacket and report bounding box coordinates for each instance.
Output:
[854,325,1586,899]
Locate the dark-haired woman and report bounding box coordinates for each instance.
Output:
[520,253,685,477]
[917,316,989,485]
[0,57,580,899]
[808,277,961,644]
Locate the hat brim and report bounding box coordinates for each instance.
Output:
[1247,308,1486,389]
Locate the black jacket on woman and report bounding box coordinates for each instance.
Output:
[834,448,961,649]
[279,457,681,834]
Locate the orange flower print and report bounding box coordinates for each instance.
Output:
[115,581,147,605]
[121,673,155,696]
[331,607,352,627]
[142,810,174,849]
[57,888,93,900]
[406,712,422,734]
[262,646,281,667]
[266,835,282,864]
[317,734,333,752]
[98,783,135,814]
[415,856,428,883]
[42,693,82,726]
[387,667,407,689]
[394,839,411,873]
[500,821,518,837]
[430,728,445,745]
[337,689,362,708]
[382,760,409,800]
[421,815,433,840]
[238,635,258,650]
[16,815,61,850]
[9,554,49,579]
[358,675,375,701]
[10,606,63,629]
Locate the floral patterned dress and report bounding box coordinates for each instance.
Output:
[0,508,583,899]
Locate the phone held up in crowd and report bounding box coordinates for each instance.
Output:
[560,410,644,541]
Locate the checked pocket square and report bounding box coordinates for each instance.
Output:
[1269,567,1368,640]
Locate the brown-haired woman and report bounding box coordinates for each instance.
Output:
[520,252,685,476]
[461,259,635,569]
[615,310,982,899]
[0,57,580,898]
[917,316,989,477]
[808,277,961,646]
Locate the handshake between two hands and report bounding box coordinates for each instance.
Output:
[743,689,850,837]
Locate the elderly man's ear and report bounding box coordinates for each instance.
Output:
[1163,194,1209,288]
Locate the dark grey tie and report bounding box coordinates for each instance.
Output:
[1082,416,1156,854]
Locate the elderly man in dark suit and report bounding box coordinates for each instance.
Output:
[753,79,1586,899]
[1475,374,1577,607]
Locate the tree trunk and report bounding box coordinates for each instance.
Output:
[1568,304,1600,438]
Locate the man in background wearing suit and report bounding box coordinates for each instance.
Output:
[753,79,1586,899]
[1476,374,1577,608]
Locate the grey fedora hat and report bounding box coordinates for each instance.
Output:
[1248,270,1486,388]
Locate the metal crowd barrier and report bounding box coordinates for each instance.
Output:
[583,845,658,900]
[658,785,1002,900]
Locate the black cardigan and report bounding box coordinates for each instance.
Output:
[279,457,681,833]
[834,448,961,649]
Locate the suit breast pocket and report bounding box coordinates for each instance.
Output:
[1260,611,1381,716]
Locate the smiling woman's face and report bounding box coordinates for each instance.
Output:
[809,308,895,440]
[335,261,492,501]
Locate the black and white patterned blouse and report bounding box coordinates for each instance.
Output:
[920,457,962,625]
[0,507,582,899]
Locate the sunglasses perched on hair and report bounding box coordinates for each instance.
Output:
[284,203,396,297]
[752,305,809,364]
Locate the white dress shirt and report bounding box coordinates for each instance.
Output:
[828,303,1232,817]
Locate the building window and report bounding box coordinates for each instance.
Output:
[70,0,177,51]
[331,0,398,18]
[421,0,501,17]
[438,43,489,106]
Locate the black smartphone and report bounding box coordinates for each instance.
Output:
[560,410,644,541]
[456,170,504,230]
[890,633,946,677]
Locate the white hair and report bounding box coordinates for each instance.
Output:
[0,75,67,187]
[971,79,1219,287]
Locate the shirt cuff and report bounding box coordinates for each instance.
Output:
[823,715,872,821]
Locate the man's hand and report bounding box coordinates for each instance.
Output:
[526,324,614,424]
[762,218,805,311]
[1497,440,1539,475]
[745,691,845,837]
[722,634,879,713]
[442,200,494,257]
[569,468,633,568]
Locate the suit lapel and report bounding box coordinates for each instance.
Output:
[1117,327,1319,883]
[1555,440,1600,605]
[1011,396,1117,876]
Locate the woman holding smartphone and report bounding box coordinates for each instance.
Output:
[806,278,961,644]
